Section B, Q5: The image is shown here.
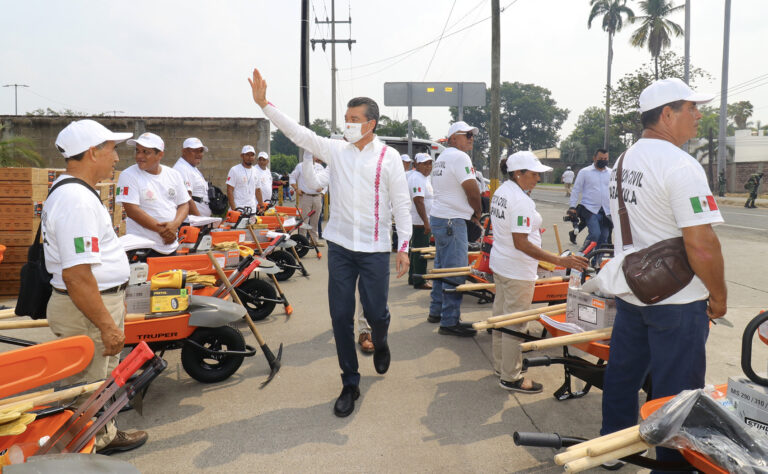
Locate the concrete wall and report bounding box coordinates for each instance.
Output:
[0,115,270,190]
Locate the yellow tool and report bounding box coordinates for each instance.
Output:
[238,245,255,258]
[150,270,186,290]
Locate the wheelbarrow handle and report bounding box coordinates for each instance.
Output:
[741,310,768,387]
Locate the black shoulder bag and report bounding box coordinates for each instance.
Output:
[15,177,101,319]
[615,153,695,305]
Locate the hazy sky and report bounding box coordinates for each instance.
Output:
[2,0,766,145]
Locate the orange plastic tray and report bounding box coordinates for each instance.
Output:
[537,312,611,361]
[639,384,729,474]
[0,411,95,455]
[532,281,568,303]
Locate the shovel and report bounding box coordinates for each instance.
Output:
[248,225,294,317]
[207,251,282,387]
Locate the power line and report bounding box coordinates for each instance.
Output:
[339,0,520,72]
[3,84,28,115]
[422,0,457,81]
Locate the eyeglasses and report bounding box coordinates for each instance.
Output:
[458,132,475,139]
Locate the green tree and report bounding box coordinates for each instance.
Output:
[450,82,569,158]
[270,129,298,157]
[588,0,634,149]
[727,100,754,130]
[0,124,44,167]
[629,0,684,79]
[560,107,627,165]
[269,153,299,175]
[610,51,710,141]
[375,115,430,139]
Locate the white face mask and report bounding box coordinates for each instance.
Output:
[343,121,370,143]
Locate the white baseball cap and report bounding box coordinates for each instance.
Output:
[55,119,132,158]
[638,78,714,113]
[401,154,412,163]
[414,153,433,163]
[257,151,269,160]
[127,132,165,151]
[447,121,479,138]
[183,137,208,152]
[241,145,255,155]
[506,151,553,173]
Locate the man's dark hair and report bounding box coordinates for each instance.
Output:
[347,97,379,132]
[641,100,686,129]
[594,148,608,156]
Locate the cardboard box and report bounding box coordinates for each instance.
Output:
[565,287,616,331]
[0,264,22,281]
[96,182,115,200]
[125,283,151,314]
[112,203,124,225]
[0,231,37,247]
[727,377,768,437]
[0,217,40,232]
[0,184,49,200]
[151,288,189,313]
[0,168,58,185]
[0,280,20,297]
[0,246,29,264]
[0,201,44,219]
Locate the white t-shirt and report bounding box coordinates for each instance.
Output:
[116,164,190,254]
[226,164,257,210]
[562,170,575,184]
[609,138,724,306]
[407,171,433,225]
[43,176,130,291]
[489,181,543,280]
[254,166,273,203]
[173,157,210,216]
[429,147,476,219]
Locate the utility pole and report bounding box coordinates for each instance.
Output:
[300,0,310,127]
[489,0,501,194]
[311,0,355,132]
[3,84,29,115]
[682,0,691,153]
[717,0,731,193]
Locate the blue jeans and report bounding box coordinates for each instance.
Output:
[428,217,467,327]
[327,241,391,387]
[601,298,709,471]
[581,207,611,251]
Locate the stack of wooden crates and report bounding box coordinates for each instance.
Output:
[0,167,125,298]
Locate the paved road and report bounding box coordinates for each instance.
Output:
[532,187,768,236]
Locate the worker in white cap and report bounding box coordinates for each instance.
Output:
[45,119,149,454]
[116,132,190,256]
[408,153,434,290]
[226,145,258,211]
[598,77,725,469]
[427,121,483,337]
[254,151,273,208]
[561,165,575,197]
[401,154,412,172]
[173,137,211,216]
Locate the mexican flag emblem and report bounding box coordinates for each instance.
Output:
[517,216,530,226]
[117,186,129,196]
[689,195,718,214]
[74,236,99,254]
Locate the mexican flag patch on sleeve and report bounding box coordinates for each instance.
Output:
[516,216,531,226]
[689,195,718,213]
[117,186,129,196]
[74,236,99,254]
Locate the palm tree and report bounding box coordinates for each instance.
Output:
[0,125,44,167]
[588,0,634,149]
[629,0,684,80]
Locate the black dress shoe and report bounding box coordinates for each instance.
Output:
[373,344,391,374]
[569,230,577,244]
[333,385,360,417]
[427,314,441,323]
[438,324,477,337]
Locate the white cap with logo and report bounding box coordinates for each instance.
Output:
[414,152,433,163]
[639,78,714,113]
[127,132,165,151]
[447,121,479,138]
[257,151,269,160]
[241,145,255,155]
[55,119,133,158]
[183,137,208,152]
[401,154,412,163]
[506,151,553,173]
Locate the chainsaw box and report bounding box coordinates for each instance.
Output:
[565,287,616,332]
[125,283,151,314]
[727,377,768,437]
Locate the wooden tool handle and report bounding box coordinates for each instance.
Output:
[455,283,496,291]
[553,223,563,254]
[520,327,612,352]
[0,308,17,320]
[0,388,54,407]
[535,276,568,284]
[474,307,566,330]
[421,271,471,280]
[0,382,102,413]
[564,440,649,473]
[555,426,640,464]
[0,320,50,330]
[412,246,436,253]
[486,303,566,324]
[429,267,472,274]
[587,431,643,457]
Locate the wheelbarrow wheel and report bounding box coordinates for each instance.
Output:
[267,250,296,281]
[235,278,277,321]
[181,325,246,383]
[291,234,310,258]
